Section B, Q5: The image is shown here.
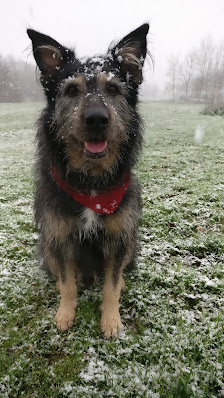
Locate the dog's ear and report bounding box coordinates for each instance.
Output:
[112,23,149,85]
[27,29,73,76]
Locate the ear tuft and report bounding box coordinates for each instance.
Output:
[34,45,62,73]
[112,23,149,85]
[27,29,65,75]
[117,43,145,84]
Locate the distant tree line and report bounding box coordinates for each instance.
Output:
[0,55,43,102]
[166,36,224,113]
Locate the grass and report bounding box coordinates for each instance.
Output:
[0,101,224,397]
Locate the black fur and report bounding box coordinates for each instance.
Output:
[28,24,149,336]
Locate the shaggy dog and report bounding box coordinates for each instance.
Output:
[27,23,149,337]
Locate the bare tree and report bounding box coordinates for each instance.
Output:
[194,36,214,101]
[166,55,180,101]
[0,54,43,102]
[179,51,195,101]
[166,35,224,109]
[208,41,224,107]
[0,56,15,102]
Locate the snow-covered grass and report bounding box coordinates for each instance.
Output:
[0,101,224,397]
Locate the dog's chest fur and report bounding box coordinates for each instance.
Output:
[80,207,102,239]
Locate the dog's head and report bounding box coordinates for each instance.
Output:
[27,24,149,177]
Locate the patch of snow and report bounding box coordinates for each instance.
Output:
[107,72,115,81]
[194,125,205,143]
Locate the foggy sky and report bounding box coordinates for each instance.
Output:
[1,0,224,88]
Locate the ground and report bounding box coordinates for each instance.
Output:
[0,101,224,397]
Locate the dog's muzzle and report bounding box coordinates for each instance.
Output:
[83,106,109,158]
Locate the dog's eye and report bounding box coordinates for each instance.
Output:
[107,84,119,96]
[66,84,79,97]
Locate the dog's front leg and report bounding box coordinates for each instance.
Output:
[54,261,77,331]
[101,264,124,338]
[101,244,131,338]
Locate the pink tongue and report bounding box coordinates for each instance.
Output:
[85,141,107,153]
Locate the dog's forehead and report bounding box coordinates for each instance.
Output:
[78,54,118,79]
[62,54,120,90]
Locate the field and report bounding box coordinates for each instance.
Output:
[0,101,224,398]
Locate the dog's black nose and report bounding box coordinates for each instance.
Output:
[84,108,109,130]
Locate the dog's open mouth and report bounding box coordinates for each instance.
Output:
[83,141,108,159]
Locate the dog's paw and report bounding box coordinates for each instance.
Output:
[100,311,123,338]
[54,307,75,330]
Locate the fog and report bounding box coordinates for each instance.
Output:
[1,0,224,99]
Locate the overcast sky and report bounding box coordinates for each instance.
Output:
[1,0,224,88]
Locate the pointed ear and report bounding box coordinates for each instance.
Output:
[27,29,72,75]
[112,23,149,85]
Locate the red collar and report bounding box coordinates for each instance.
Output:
[51,165,130,214]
